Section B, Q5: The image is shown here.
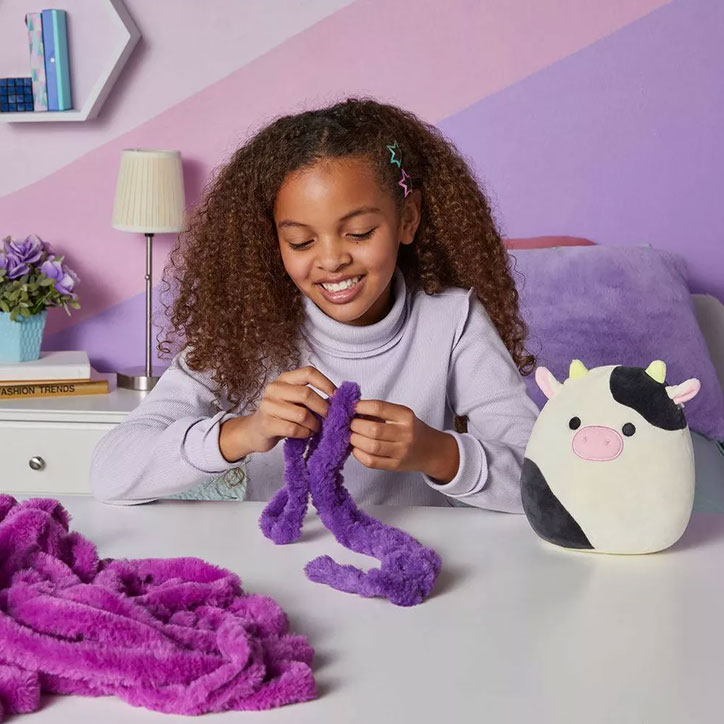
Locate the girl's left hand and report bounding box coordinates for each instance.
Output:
[349,399,434,473]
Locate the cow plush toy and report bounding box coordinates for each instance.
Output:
[521,359,701,555]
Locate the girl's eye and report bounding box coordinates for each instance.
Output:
[288,228,376,250]
[349,228,376,240]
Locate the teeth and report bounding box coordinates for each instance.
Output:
[321,275,361,292]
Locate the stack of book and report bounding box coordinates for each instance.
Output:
[0,9,72,114]
[0,351,109,400]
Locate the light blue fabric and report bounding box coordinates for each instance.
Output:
[165,465,247,501]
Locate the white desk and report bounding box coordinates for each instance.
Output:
[13,497,724,723]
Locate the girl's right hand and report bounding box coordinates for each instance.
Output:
[219,366,337,460]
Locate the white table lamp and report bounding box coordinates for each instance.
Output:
[111,149,185,390]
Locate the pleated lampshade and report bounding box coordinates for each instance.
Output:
[112,149,185,233]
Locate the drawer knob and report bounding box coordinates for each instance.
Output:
[29,456,46,471]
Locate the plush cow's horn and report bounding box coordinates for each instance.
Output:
[645,360,666,384]
[568,359,588,380]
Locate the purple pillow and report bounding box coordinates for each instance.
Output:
[511,245,724,441]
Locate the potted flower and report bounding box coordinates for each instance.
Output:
[0,234,80,363]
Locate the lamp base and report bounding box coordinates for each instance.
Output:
[117,367,160,391]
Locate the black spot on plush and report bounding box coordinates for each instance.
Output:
[609,366,686,431]
[521,458,593,549]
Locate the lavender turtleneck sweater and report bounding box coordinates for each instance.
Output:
[90,267,540,511]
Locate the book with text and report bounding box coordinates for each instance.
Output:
[0,371,109,399]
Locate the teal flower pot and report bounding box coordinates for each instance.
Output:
[0,310,47,363]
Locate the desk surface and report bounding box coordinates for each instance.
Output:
[14,497,724,723]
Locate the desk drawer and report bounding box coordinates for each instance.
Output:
[0,420,116,495]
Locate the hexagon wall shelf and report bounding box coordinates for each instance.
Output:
[0,0,140,123]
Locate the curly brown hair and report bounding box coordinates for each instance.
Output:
[158,97,535,412]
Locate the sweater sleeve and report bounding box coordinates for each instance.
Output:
[90,349,245,505]
[421,290,540,513]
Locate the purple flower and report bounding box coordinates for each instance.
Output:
[6,234,44,266]
[5,254,31,280]
[40,257,79,297]
[0,251,7,271]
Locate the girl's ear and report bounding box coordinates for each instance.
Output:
[400,189,422,245]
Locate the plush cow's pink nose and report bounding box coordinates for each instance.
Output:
[572,426,623,461]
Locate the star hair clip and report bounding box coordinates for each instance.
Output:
[386,140,412,198]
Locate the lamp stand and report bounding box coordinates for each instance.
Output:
[117,232,160,391]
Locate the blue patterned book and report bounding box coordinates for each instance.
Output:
[41,9,71,111]
[25,13,48,111]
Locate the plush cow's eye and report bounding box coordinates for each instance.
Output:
[569,417,581,430]
[622,423,636,436]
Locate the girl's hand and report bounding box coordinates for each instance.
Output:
[219,366,336,460]
[349,400,435,473]
[247,366,337,452]
[350,399,460,482]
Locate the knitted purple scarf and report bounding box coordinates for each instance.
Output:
[0,495,315,719]
[260,381,442,607]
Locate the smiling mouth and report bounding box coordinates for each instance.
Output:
[317,275,364,292]
[315,274,366,304]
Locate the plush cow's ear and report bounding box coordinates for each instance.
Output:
[666,378,701,405]
[646,360,666,384]
[535,366,562,400]
[568,359,588,380]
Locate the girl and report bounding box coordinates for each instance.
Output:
[90,97,539,511]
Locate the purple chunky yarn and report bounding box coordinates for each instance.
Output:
[0,496,316,719]
[259,382,441,607]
